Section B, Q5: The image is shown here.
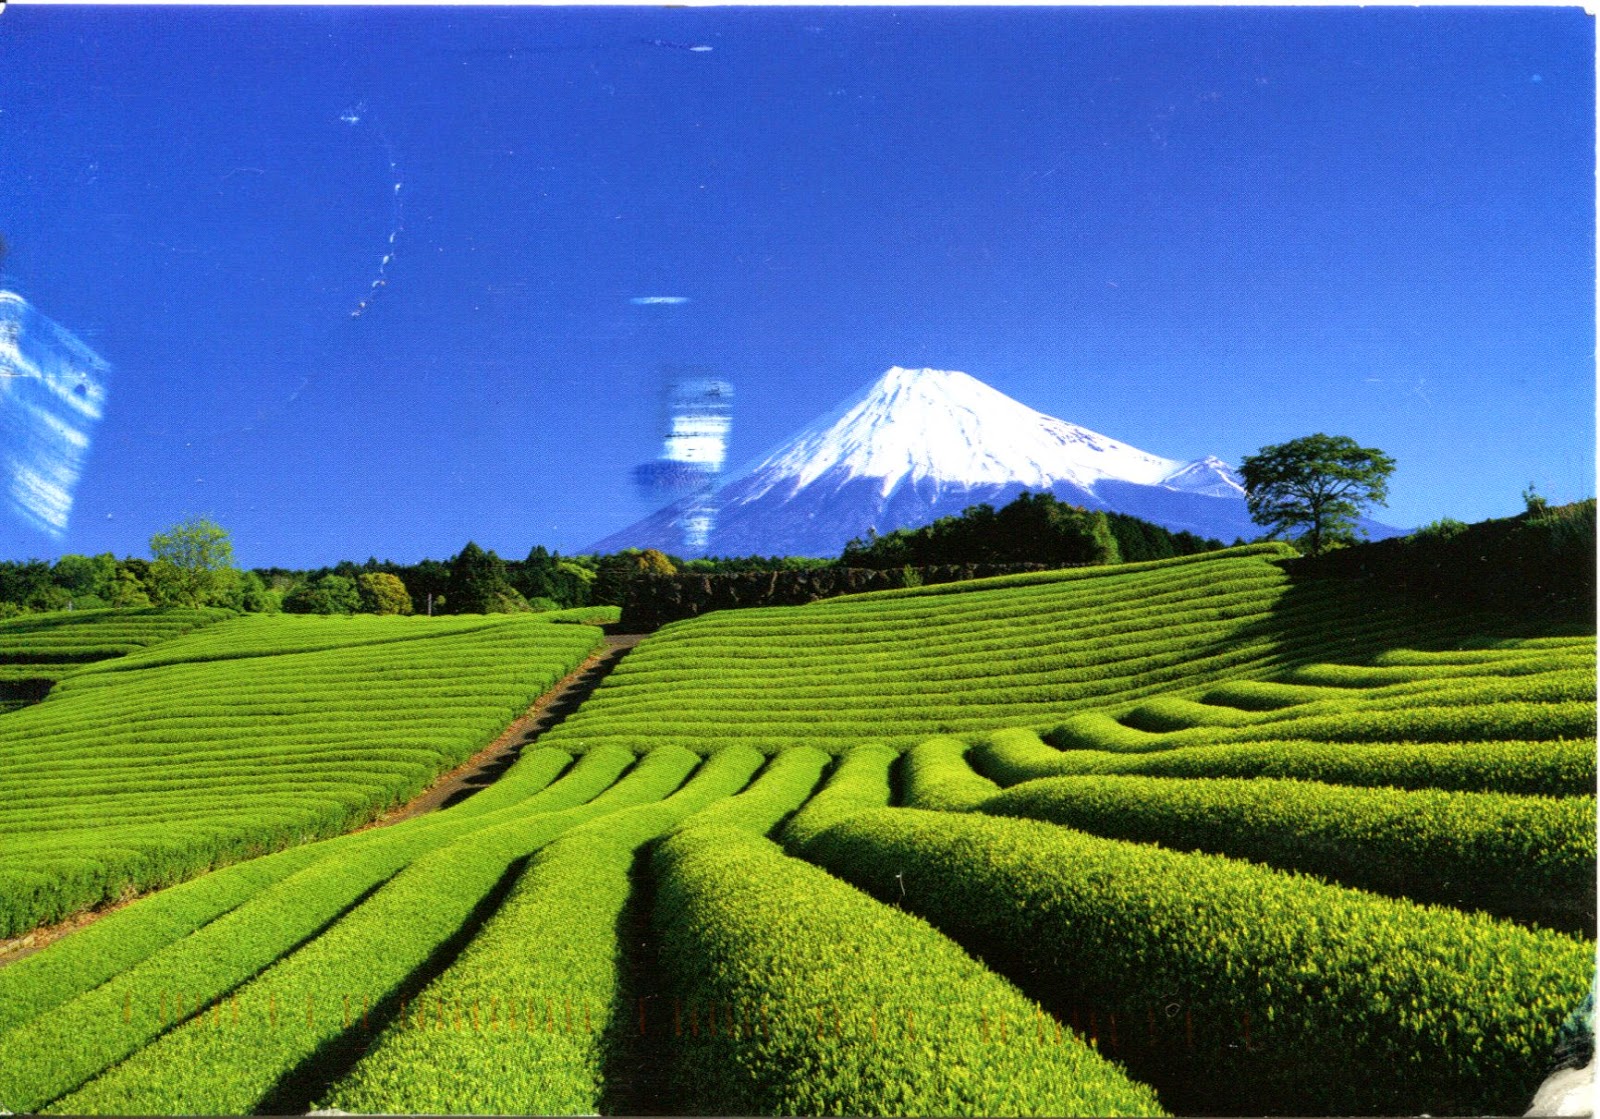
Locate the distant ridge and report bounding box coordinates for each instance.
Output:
[592,366,1398,557]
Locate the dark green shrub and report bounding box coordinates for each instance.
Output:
[799,808,1592,1116]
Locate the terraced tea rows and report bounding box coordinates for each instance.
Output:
[0,608,230,712]
[0,546,1590,1115]
[0,613,605,937]
[538,544,1561,755]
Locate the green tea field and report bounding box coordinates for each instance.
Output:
[0,610,606,938]
[0,546,1591,1116]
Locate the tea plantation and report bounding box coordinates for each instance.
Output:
[0,545,1591,1115]
[0,611,606,937]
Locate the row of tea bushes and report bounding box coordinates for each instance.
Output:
[321,747,834,1115]
[0,747,620,1039]
[972,727,1595,798]
[539,546,1545,756]
[0,613,604,936]
[796,807,1593,1116]
[976,773,1594,932]
[319,748,768,1116]
[0,747,640,1113]
[44,748,695,1115]
[0,608,231,665]
[651,822,1165,1116]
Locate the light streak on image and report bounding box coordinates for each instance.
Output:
[633,372,732,553]
[0,292,112,538]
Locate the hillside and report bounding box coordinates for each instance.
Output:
[539,542,1582,755]
[0,612,604,938]
[0,540,1589,1116]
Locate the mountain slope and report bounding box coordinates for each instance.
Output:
[593,367,1388,557]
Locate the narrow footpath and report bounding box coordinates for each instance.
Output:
[368,632,647,827]
[0,633,648,969]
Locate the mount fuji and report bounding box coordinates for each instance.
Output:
[591,367,1378,558]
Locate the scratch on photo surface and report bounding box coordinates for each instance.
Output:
[342,101,406,319]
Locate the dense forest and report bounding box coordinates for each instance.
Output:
[841,491,1227,567]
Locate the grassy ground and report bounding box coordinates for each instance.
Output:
[0,547,1590,1115]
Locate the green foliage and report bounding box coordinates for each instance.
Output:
[590,548,679,606]
[1105,513,1224,563]
[447,541,525,614]
[1295,499,1596,618]
[0,505,1588,1116]
[0,747,586,1039]
[506,545,593,608]
[108,565,153,609]
[539,543,1543,755]
[1524,484,1551,516]
[0,746,636,1111]
[321,748,764,1116]
[798,807,1593,1115]
[653,822,1165,1116]
[841,490,1131,568]
[671,746,831,837]
[282,573,361,615]
[679,554,837,573]
[1414,517,1469,540]
[1239,433,1396,556]
[51,554,117,601]
[0,613,604,937]
[978,774,1593,932]
[42,747,692,1115]
[780,745,896,848]
[146,518,240,608]
[357,572,414,616]
[900,736,999,811]
[230,570,281,613]
[972,726,1595,799]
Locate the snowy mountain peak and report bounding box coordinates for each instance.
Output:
[1160,455,1247,498]
[588,365,1299,559]
[736,366,1183,502]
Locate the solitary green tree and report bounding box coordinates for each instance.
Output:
[358,571,414,615]
[147,517,239,607]
[1239,434,1396,556]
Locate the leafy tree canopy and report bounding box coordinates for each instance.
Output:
[283,573,362,615]
[1239,434,1396,556]
[841,491,1127,568]
[358,571,414,616]
[447,542,528,614]
[147,517,240,607]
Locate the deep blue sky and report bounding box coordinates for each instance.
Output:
[0,5,1592,567]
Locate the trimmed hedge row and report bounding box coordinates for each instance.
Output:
[780,746,897,848]
[900,737,1000,811]
[978,775,1595,932]
[670,747,832,837]
[797,807,1593,1116]
[0,614,604,937]
[1,745,649,1114]
[0,747,594,1039]
[319,747,767,1116]
[970,727,1596,798]
[539,551,1316,755]
[651,822,1166,1116]
[0,608,230,663]
[1047,700,1594,754]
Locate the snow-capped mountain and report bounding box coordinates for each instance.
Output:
[592,366,1312,558]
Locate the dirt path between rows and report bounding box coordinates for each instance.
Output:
[363,632,646,828]
[0,633,648,971]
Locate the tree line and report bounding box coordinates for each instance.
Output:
[0,433,1431,618]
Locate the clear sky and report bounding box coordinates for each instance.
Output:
[0,5,1592,568]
